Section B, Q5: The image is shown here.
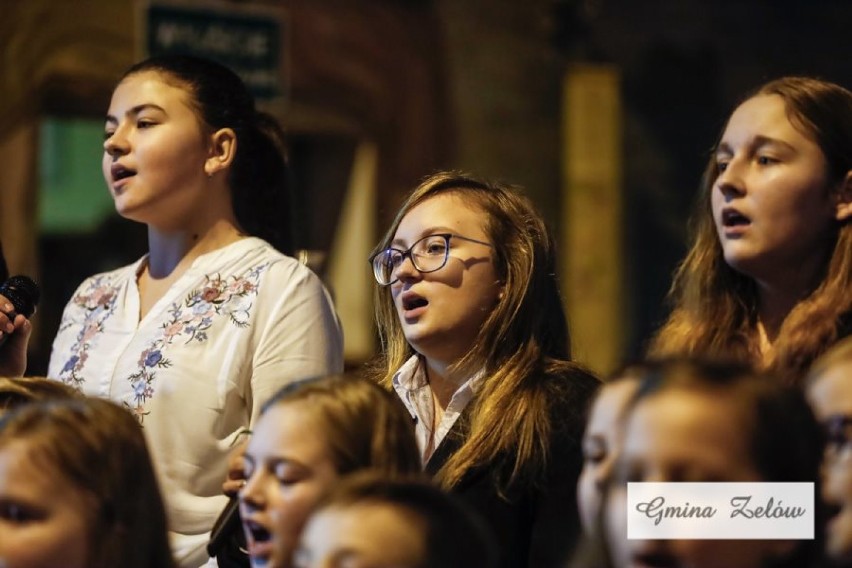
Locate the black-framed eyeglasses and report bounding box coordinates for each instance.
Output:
[369,233,492,286]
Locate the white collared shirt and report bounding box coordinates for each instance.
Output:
[392,355,483,464]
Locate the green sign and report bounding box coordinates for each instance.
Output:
[146,3,283,99]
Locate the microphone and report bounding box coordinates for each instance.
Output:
[207,496,244,558]
[0,275,40,347]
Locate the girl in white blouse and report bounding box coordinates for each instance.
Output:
[48,54,343,567]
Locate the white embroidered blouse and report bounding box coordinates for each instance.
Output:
[48,237,344,567]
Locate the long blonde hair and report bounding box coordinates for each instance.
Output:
[650,77,852,382]
[371,171,597,490]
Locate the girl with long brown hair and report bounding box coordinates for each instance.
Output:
[650,77,852,382]
[369,171,599,567]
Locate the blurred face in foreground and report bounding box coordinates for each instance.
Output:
[295,502,425,568]
[577,377,640,534]
[240,402,341,568]
[605,388,793,568]
[808,361,852,561]
[0,439,92,568]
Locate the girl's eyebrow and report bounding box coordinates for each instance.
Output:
[751,135,796,153]
[105,103,167,125]
[391,226,455,248]
[267,456,307,469]
[716,135,796,158]
[715,142,733,157]
[242,453,310,475]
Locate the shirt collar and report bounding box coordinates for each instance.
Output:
[392,355,486,394]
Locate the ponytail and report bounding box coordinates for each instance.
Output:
[229,111,294,256]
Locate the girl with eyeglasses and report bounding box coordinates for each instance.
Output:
[369,171,600,568]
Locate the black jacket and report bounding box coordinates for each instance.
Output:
[425,369,599,568]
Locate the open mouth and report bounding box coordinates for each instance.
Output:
[721,209,750,227]
[247,520,271,544]
[403,296,428,310]
[111,164,136,183]
[244,519,273,560]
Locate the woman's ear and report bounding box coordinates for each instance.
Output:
[834,170,852,222]
[204,128,237,178]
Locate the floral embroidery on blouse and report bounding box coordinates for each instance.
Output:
[57,274,120,387]
[126,263,270,423]
[56,262,271,423]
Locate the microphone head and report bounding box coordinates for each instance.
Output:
[0,275,40,318]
